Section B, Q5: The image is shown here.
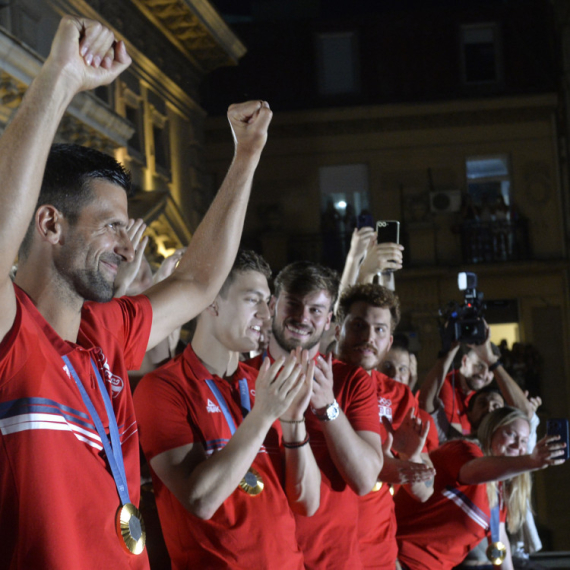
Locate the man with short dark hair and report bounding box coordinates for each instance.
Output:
[247,261,383,570]
[418,332,534,441]
[335,283,435,570]
[135,251,320,569]
[0,16,272,570]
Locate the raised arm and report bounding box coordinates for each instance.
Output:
[418,345,459,414]
[150,355,307,520]
[459,434,566,485]
[144,101,272,350]
[0,16,130,341]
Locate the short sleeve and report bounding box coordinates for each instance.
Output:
[434,439,483,486]
[342,366,381,435]
[134,368,197,461]
[84,295,152,371]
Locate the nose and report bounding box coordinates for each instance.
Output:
[115,228,135,263]
[257,301,271,320]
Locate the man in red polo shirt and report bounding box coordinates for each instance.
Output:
[0,16,272,570]
[135,250,321,569]
[335,283,435,570]
[247,261,383,570]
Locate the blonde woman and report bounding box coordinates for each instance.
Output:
[395,407,566,570]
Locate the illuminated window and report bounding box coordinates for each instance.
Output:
[466,155,511,207]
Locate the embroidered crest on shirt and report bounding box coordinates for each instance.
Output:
[207,399,221,413]
[378,397,393,422]
[92,347,124,398]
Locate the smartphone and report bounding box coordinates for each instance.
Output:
[357,213,375,229]
[546,418,570,461]
[376,220,400,244]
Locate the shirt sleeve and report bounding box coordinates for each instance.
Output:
[343,367,381,435]
[86,295,153,372]
[439,374,460,426]
[134,368,197,461]
[436,439,484,485]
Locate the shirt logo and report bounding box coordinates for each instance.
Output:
[207,399,221,414]
[378,397,393,422]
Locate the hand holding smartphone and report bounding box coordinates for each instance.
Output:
[546,418,570,461]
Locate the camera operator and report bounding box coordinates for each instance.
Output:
[418,325,534,443]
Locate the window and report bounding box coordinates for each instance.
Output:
[319,164,370,227]
[125,102,144,156]
[316,32,360,96]
[466,155,511,207]
[460,24,502,85]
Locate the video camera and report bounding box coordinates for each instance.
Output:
[439,272,486,350]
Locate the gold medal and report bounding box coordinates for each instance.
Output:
[486,541,507,566]
[238,467,264,496]
[372,481,383,492]
[116,503,146,555]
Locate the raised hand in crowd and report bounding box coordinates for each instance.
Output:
[113,218,148,298]
[358,241,404,284]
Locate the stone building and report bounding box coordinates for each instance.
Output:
[203,0,570,550]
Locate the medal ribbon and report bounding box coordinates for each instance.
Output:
[205,378,251,435]
[63,355,131,506]
[490,501,500,543]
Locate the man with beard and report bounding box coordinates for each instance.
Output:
[0,16,272,570]
[134,251,321,569]
[335,283,435,570]
[418,332,534,440]
[247,261,382,570]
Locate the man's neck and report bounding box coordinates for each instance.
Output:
[267,336,320,361]
[15,263,83,343]
[192,325,240,379]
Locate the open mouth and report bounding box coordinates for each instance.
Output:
[285,323,311,337]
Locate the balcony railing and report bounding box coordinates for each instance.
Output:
[459,219,530,264]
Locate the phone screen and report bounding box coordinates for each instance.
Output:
[376,220,400,244]
[547,418,570,461]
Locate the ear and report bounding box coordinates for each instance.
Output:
[268,295,277,316]
[460,354,469,372]
[387,334,394,352]
[35,205,65,245]
[334,322,341,341]
[323,310,333,331]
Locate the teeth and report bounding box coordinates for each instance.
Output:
[251,326,260,332]
[286,325,309,335]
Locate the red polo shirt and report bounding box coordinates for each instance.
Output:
[248,352,381,570]
[0,285,152,570]
[135,345,304,570]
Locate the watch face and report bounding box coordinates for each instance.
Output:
[327,402,340,421]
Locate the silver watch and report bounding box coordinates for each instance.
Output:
[311,399,340,421]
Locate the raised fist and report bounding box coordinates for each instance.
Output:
[227,100,273,156]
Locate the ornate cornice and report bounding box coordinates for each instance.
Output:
[131,0,246,73]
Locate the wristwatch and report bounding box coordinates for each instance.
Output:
[311,399,340,421]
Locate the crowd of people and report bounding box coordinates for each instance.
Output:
[0,16,566,570]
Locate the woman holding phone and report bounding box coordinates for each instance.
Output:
[395,407,566,570]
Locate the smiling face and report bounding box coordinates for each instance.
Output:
[336,301,393,371]
[53,179,133,303]
[460,351,494,392]
[490,418,530,457]
[271,289,333,352]
[214,270,271,353]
